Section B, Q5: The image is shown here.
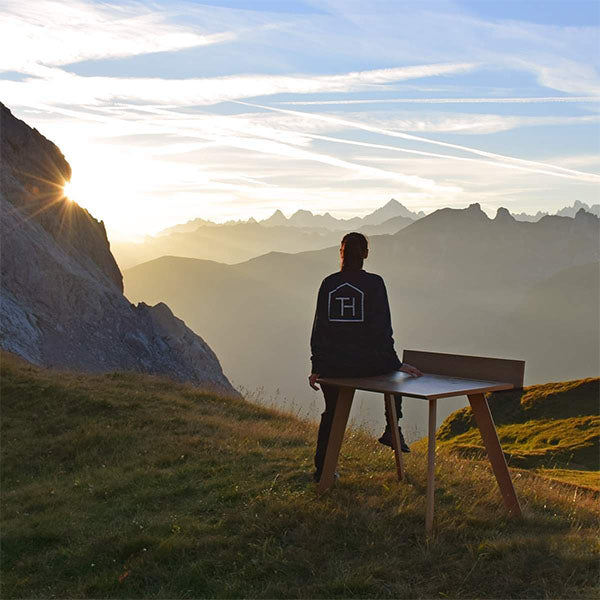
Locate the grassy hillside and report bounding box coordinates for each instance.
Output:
[1,353,598,599]
[437,378,600,490]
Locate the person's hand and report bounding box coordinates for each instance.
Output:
[400,363,423,377]
[309,373,320,390]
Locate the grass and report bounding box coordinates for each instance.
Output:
[536,468,600,491]
[1,352,599,599]
[437,378,600,491]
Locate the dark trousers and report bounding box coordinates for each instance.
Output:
[314,384,403,477]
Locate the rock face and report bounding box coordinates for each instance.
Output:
[0,103,238,396]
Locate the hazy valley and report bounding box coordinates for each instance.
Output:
[123,204,600,437]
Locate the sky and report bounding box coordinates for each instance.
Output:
[1,0,599,239]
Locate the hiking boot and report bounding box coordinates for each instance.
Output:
[378,428,411,452]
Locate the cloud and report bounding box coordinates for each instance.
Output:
[183,108,600,137]
[276,96,600,105]
[551,154,600,169]
[302,0,600,96]
[0,61,478,108]
[0,0,237,74]
[298,132,600,182]
[126,106,462,194]
[192,134,461,194]
[3,0,598,236]
[32,100,461,197]
[512,57,600,97]
[298,111,600,136]
[235,101,600,182]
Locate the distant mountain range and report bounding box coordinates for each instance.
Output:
[124,203,600,434]
[113,199,600,270]
[112,200,417,269]
[158,199,425,236]
[158,199,599,235]
[512,201,600,222]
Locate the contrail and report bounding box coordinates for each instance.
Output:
[301,133,599,182]
[233,100,600,181]
[276,96,600,106]
[79,102,460,194]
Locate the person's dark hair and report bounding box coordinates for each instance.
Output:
[340,232,368,271]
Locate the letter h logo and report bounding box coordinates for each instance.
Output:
[328,283,364,322]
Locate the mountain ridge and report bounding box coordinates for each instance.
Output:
[159,198,424,237]
[155,199,599,238]
[115,200,599,271]
[0,102,237,395]
[112,210,417,270]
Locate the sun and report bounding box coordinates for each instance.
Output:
[62,180,74,201]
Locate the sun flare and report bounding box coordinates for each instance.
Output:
[62,180,74,201]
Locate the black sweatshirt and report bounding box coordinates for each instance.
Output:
[310,269,402,377]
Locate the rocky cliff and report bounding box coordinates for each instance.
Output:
[0,102,237,396]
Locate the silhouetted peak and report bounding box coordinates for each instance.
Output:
[575,207,599,222]
[556,200,600,218]
[264,209,287,221]
[495,207,515,222]
[261,209,288,226]
[384,198,401,207]
[361,198,422,225]
[292,209,313,217]
[512,210,548,222]
[458,203,489,221]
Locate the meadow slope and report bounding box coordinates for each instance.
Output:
[1,353,598,599]
[436,378,600,491]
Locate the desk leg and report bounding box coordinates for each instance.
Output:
[384,393,404,481]
[317,387,355,494]
[425,398,437,533]
[468,393,522,518]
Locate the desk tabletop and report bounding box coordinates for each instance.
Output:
[317,372,514,399]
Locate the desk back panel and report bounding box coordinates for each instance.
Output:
[402,350,525,388]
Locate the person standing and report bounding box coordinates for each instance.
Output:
[309,232,422,483]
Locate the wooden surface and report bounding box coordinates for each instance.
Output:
[317,372,514,399]
[468,393,523,518]
[317,387,355,494]
[426,399,437,533]
[384,393,404,481]
[403,350,525,388]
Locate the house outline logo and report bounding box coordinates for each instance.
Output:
[328,282,365,322]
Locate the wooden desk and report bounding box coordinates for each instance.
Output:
[316,350,525,533]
